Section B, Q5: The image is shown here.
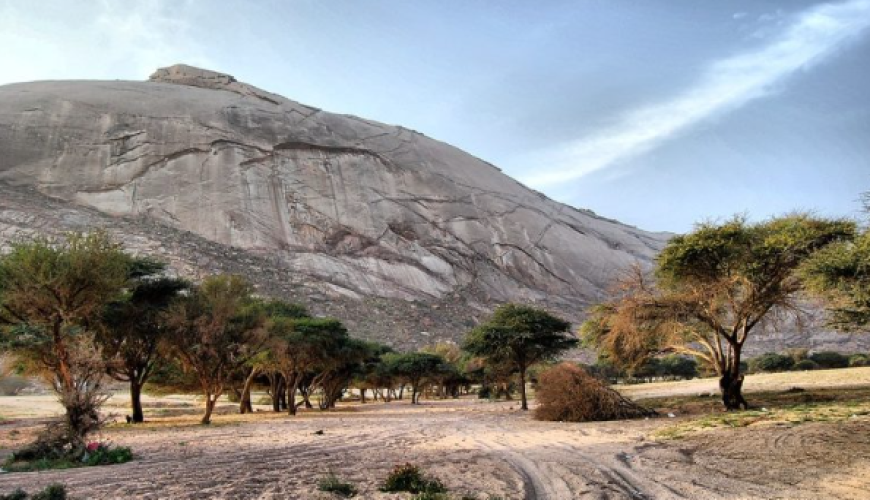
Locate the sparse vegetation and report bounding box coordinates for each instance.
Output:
[651,387,870,440]
[317,472,357,497]
[380,463,447,495]
[0,484,67,500]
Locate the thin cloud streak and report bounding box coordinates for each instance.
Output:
[523,0,870,188]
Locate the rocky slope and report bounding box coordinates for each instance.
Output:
[0,65,865,352]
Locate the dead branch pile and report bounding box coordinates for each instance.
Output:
[534,363,656,422]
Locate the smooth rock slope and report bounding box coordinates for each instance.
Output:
[0,65,670,346]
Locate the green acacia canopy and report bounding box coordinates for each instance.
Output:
[463,304,576,366]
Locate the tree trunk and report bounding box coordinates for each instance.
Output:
[269,374,282,412]
[360,388,366,404]
[287,375,300,416]
[719,346,749,411]
[519,366,528,411]
[130,379,145,423]
[239,369,257,414]
[202,394,217,424]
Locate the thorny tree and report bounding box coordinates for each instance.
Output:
[163,275,268,424]
[98,258,187,423]
[464,304,576,410]
[0,232,130,446]
[582,215,854,410]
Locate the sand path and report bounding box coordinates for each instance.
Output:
[2,371,869,499]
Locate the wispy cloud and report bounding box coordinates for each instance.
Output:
[0,0,211,85]
[523,0,870,188]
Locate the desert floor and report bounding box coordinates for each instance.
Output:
[1,368,869,499]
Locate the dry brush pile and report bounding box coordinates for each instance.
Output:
[535,363,656,422]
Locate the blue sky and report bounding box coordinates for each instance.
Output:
[1,0,868,232]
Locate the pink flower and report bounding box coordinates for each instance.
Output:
[86,442,100,452]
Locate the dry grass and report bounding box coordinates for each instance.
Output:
[649,386,870,440]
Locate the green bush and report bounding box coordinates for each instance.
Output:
[317,472,357,498]
[5,440,132,472]
[30,485,67,500]
[793,359,820,371]
[380,463,446,495]
[748,353,794,373]
[83,444,133,466]
[0,485,67,500]
[659,355,698,379]
[849,354,870,367]
[809,351,849,369]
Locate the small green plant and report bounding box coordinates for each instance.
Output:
[0,484,67,500]
[317,472,357,498]
[83,442,133,466]
[380,463,447,494]
[30,485,67,500]
[4,440,132,472]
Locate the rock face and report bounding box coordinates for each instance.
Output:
[1,65,863,352]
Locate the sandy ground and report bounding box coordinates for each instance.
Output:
[0,369,868,499]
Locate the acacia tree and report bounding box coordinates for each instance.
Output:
[463,304,576,410]
[236,300,310,414]
[0,232,130,445]
[99,259,187,423]
[802,197,870,329]
[582,215,854,410]
[269,317,344,415]
[313,336,370,410]
[384,352,446,405]
[163,275,268,424]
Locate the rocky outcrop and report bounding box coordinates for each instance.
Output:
[2,65,862,352]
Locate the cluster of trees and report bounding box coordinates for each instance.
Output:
[5,202,869,441]
[586,354,699,384]
[0,230,581,453]
[746,349,869,373]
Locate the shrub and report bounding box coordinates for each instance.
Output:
[659,355,698,379]
[0,490,28,500]
[785,348,809,364]
[0,485,67,500]
[83,443,133,466]
[849,354,870,367]
[809,351,849,369]
[534,363,656,422]
[793,359,820,371]
[6,437,132,472]
[30,485,67,500]
[317,472,357,498]
[380,463,446,494]
[748,353,794,373]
